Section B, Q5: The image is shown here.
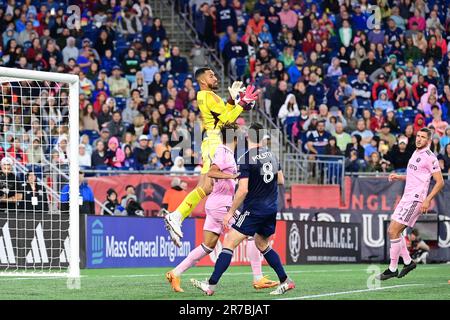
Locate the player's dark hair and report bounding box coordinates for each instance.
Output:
[194,67,212,81]
[125,185,135,191]
[220,122,239,145]
[411,228,420,236]
[248,122,265,144]
[419,127,432,139]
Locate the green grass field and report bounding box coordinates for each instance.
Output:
[0,264,449,300]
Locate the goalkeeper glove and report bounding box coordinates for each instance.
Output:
[236,85,260,111]
[228,81,244,100]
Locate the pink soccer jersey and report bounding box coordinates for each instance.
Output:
[205,144,237,212]
[402,147,441,203]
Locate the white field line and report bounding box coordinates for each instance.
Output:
[277,284,425,300]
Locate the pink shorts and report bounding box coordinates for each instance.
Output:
[391,199,422,227]
[203,207,235,235]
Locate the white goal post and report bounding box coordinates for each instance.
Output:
[0,67,79,279]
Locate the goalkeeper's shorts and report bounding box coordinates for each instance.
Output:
[200,134,221,174]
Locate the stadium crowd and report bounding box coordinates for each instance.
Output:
[0,0,449,183]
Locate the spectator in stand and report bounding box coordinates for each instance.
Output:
[133,134,153,169]
[345,134,365,160]
[62,36,79,65]
[170,46,189,75]
[372,73,393,101]
[222,32,248,78]
[334,76,357,110]
[278,1,297,30]
[430,133,441,155]
[170,156,186,175]
[345,149,362,173]
[246,11,265,36]
[352,119,374,147]
[373,89,394,112]
[428,105,449,137]
[364,136,381,162]
[385,136,413,172]
[216,0,237,36]
[278,93,300,124]
[333,122,352,152]
[79,144,91,168]
[91,140,107,168]
[107,66,130,98]
[306,120,332,156]
[195,3,215,47]
[81,104,100,132]
[378,123,397,149]
[324,136,342,156]
[160,149,174,170]
[155,133,171,158]
[105,136,125,168]
[107,111,126,138]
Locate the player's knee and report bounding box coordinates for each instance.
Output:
[388,224,400,239]
[254,238,269,252]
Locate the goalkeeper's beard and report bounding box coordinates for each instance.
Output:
[208,83,219,91]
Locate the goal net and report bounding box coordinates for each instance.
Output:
[0,67,79,279]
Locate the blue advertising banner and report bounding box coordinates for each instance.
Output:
[85,216,195,268]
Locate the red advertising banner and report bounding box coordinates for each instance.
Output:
[86,174,206,216]
[194,219,286,266]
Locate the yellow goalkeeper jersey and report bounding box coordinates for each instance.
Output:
[197,90,243,137]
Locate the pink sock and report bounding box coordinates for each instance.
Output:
[173,244,212,276]
[400,237,412,265]
[389,238,402,272]
[247,239,262,281]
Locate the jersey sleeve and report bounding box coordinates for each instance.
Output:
[429,155,441,174]
[218,104,244,124]
[238,162,250,179]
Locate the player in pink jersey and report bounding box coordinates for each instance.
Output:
[377,128,444,280]
[165,123,278,292]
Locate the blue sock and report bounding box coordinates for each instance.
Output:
[209,248,233,285]
[262,246,288,283]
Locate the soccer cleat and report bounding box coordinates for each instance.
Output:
[166,271,184,293]
[253,275,280,290]
[190,278,215,296]
[163,210,184,238]
[164,222,182,248]
[376,268,399,281]
[398,261,417,278]
[269,278,295,295]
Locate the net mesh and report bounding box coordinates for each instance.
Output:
[0,77,72,274]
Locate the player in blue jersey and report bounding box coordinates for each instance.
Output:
[190,123,295,296]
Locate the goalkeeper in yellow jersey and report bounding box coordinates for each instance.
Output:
[162,67,260,246]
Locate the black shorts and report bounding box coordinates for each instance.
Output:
[232,209,277,238]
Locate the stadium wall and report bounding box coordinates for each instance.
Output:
[85,176,450,263]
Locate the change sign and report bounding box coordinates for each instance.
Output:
[286,221,361,264]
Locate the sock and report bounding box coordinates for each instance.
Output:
[389,238,402,272]
[176,187,207,221]
[173,243,213,276]
[400,237,412,265]
[209,248,233,285]
[247,239,263,281]
[261,246,287,283]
